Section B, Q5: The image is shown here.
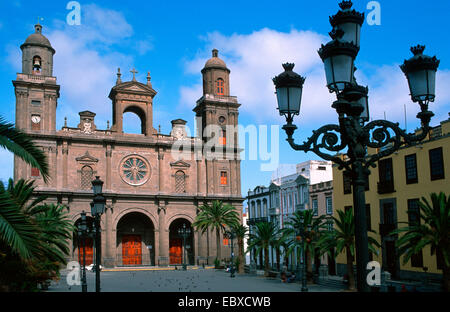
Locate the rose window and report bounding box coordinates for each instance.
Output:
[120,156,150,186]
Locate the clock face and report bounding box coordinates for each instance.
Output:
[31,115,41,124]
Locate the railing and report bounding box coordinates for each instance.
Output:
[429,125,442,140]
[269,207,279,216]
[198,94,239,103]
[16,73,57,84]
[247,217,268,225]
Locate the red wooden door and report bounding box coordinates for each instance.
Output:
[169,238,182,264]
[78,238,93,266]
[122,235,142,265]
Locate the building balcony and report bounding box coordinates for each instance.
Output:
[379,223,396,237]
[269,207,279,216]
[377,181,395,194]
[246,217,268,226]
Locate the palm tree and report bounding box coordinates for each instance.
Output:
[193,200,240,265]
[319,209,380,291]
[247,221,278,276]
[232,224,247,274]
[282,210,327,282]
[392,192,450,292]
[0,118,49,182]
[0,179,74,291]
[0,117,50,261]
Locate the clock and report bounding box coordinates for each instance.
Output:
[31,115,41,124]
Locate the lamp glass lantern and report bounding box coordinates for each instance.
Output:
[273,63,306,117]
[91,196,106,216]
[400,45,440,104]
[329,1,365,48]
[92,176,104,195]
[358,88,369,122]
[319,37,359,92]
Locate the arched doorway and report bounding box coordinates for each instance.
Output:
[73,216,95,266]
[116,212,155,266]
[169,219,194,265]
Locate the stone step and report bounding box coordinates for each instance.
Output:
[316,278,345,289]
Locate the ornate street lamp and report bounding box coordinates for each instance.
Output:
[78,211,88,293]
[400,45,440,105]
[273,1,439,292]
[91,176,106,292]
[178,223,191,271]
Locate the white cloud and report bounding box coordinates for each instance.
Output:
[181,28,338,125]
[45,4,137,127]
[181,28,450,129]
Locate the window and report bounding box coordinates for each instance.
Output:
[175,170,186,193]
[378,158,395,194]
[80,166,94,190]
[31,167,40,177]
[216,78,224,95]
[405,154,418,184]
[343,170,352,194]
[219,129,226,145]
[312,198,318,216]
[326,196,333,215]
[429,147,444,180]
[32,56,42,74]
[407,199,423,267]
[318,166,327,171]
[31,100,41,106]
[220,171,227,185]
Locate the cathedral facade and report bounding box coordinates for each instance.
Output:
[13,24,244,267]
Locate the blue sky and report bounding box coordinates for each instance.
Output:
[0,0,449,200]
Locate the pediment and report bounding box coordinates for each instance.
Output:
[170,160,191,168]
[76,151,99,163]
[109,81,157,99]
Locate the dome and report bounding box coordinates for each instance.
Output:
[203,49,229,71]
[21,24,55,53]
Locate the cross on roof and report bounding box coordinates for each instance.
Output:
[130,68,138,81]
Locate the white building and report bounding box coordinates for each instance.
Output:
[296,160,333,184]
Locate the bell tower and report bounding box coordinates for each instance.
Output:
[193,49,241,197]
[13,23,59,133]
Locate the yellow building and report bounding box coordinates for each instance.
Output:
[332,116,449,281]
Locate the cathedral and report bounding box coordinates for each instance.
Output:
[13,23,244,267]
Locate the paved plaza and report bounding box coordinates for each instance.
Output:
[48,267,344,292]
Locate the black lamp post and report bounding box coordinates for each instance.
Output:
[91,176,106,293]
[296,214,309,292]
[178,223,191,271]
[225,229,236,278]
[273,1,439,292]
[78,211,88,293]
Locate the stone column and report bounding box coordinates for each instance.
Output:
[158,202,168,266]
[105,146,112,191]
[158,149,164,193]
[103,200,115,268]
[62,141,68,188]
